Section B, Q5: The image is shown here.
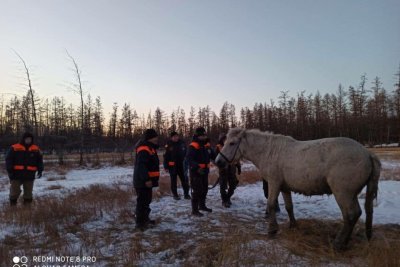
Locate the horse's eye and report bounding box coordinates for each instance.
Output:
[229,142,235,146]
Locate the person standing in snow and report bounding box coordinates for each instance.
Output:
[186,127,215,216]
[5,132,43,206]
[163,131,191,200]
[215,133,241,208]
[133,129,160,230]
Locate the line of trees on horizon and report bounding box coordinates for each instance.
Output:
[1,65,400,154]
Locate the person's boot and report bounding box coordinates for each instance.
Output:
[10,199,17,206]
[191,198,203,217]
[199,199,212,212]
[199,206,212,212]
[173,195,181,200]
[184,193,191,200]
[222,201,230,208]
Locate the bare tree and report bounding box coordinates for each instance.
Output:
[13,50,38,136]
[66,50,86,165]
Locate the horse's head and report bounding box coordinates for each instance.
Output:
[215,128,245,168]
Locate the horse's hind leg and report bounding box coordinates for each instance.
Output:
[282,191,297,228]
[333,194,362,250]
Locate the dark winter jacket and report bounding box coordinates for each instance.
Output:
[5,137,44,181]
[186,136,216,175]
[216,143,241,177]
[163,140,186,170]
[133,140,160,188]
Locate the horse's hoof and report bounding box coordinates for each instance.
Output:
[289,222,297,229]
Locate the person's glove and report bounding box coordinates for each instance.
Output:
[7,171,14,180]
[37,172,42,179]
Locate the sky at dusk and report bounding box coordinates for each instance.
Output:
[1,0,399,117]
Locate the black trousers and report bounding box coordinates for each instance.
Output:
[169,165,190,196]
[135,187,153,225]
[190,172,208,211]
[219,174,238,202]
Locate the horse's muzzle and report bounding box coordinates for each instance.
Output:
[215,154,227,168]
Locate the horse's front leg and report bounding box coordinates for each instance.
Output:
[282,191,297,228]
[267,185,280,235]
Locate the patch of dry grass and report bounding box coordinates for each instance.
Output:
[279,219,400,266]
[0,183,134,266]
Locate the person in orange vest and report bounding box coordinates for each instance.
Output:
[133,129,160,230]
[163,131,190,200]
[215,134,241,208]
[5,132,43,206]
[186,127,215,216]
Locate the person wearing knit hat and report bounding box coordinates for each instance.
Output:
[186,127,215,216]
[164,131,190,200]
[133,128,160,230]
[5,132,44,206]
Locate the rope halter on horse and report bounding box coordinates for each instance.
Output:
[218,138,242,164]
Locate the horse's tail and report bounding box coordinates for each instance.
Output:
[365,153,381,240]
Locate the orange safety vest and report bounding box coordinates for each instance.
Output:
[190,141,211,169]
[136,145,160,178]
[12,143,40,172]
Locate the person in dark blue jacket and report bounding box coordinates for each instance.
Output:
[163,131,190,200]
[133,129,160,230]
[186,127,215,216]
[5,132,43,206]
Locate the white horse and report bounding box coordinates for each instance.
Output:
[215,128,381,250]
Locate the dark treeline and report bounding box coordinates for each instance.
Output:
[1,69,400,155]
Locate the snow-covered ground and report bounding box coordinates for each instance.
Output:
[0,161,398,225]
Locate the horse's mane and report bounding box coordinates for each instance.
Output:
[228,128,295,141]
[228,128,295,159]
